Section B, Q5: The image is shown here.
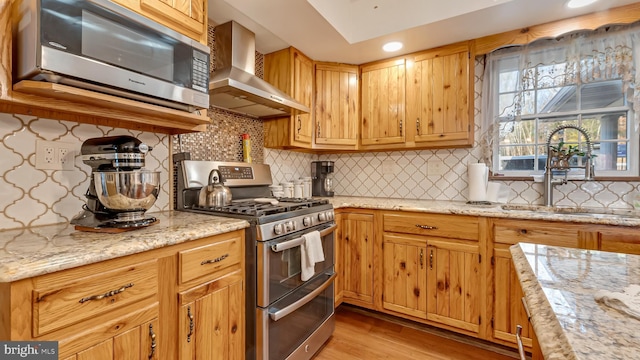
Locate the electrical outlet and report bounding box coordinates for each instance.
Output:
[36,140,75,170]
[427,160,446,176]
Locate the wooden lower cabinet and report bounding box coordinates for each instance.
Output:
[74,318,158,360]
[490,218,584,349]
[426,239,482,333]
[381,212,483,336]
[0,230,245,360]
[382,233,427,318]
[178,272,244,359]
[336,211,375,308]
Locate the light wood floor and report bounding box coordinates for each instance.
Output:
[314,306,519,360]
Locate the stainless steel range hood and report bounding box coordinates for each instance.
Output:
[209,21,309,118]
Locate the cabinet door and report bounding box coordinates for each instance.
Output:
[292,49,314,145]
[382,233,427,319]
[596,228,640,255]
[112,0,206,42]
[73,318,158,360]
[340,213,375,306]
[314,63,359,149]
[492,245,533,349]
[426,240,481,334]
[406,43,472,147]
[361,58,406,146]
[179,276,244,359]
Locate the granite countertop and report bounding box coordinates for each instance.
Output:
[326,196,640,226]
[0,211,249,283]
[511,243,640,360]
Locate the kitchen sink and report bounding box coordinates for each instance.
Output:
[500,204,640,219]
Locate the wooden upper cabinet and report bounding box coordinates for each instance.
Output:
[314,63,359,150]
[112,0,207,44]
[360,58,406,147]
[264,47,314,149]
[406,42,473,147]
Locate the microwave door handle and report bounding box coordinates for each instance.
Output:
[270,224,337,252]
[269,273,336,322]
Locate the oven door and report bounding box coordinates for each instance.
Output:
[257,271,335,360]
[257,223,336,307]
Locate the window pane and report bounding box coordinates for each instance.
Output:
[521,90,535,115]
[581,113,627,142]
[593,141,628,171]
[498,93,518,118]
[580,80,624,110]
[537,86,577,113]
[536,117,579,143]
[500,119,535,145]
[498,145,538,171]
[499,70,519,92]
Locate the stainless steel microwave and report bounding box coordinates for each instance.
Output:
[13,0,210,112]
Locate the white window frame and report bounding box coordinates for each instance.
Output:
[488,52,639,178]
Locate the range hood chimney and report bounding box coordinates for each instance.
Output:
[209,21,310,118]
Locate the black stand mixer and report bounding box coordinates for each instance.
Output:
[70,136,160,231]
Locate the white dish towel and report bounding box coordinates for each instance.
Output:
[300,230,324,281]
[594,284,640,321]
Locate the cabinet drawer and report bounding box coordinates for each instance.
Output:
[179,235,242,284]
[493,220,579,247]
[33,259,158,336]
[383,213,478,240]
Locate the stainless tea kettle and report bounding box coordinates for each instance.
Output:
[198,169,232,207]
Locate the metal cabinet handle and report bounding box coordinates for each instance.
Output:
[148,324,156,359]
[317,123,321,138]
[416,118,420,135]
[420,249,424,269]
[515,325,526,360]
[201,254,229,265]
[79,283,133,303]
[416,224,438,230]
[297,116,302,134]
[187,306,194,343]
[399,119,403,135]
[429,249,434,270]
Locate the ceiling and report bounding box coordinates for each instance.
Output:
[207,0,639,64]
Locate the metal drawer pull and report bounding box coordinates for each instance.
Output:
[79,283,133,303]
[269,273,336,321]
[420,249,424,269]
[187,306,194,343]
[148,324,156,359]
[515,325,526,360]
[271,224,337,252]
[201,254,229,265]
[416,224,438,230]
[429,249,434,270]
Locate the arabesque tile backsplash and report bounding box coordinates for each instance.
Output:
[2,52,640,231]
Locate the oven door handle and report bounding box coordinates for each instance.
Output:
[269,273,336,322]
[270,224,337,252]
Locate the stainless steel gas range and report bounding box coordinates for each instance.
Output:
[176,160,336,360]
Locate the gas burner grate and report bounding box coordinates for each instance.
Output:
[191,198,329,217]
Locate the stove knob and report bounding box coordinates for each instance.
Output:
[274,223,284,235]
[287,221,295,231]
[318,212,327,222]
[302,217,311,227]
[326,211,334,221]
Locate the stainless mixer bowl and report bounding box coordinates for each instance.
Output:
[94,171,160,211]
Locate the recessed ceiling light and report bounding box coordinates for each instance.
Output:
[566,0,598,8]
[383,41,403,52]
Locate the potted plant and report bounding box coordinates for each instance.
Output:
[549,141,586,169]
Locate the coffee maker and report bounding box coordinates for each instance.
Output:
[311,161,334,197]
[70,136,160,232]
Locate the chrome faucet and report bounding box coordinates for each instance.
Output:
[543,125,595,206]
